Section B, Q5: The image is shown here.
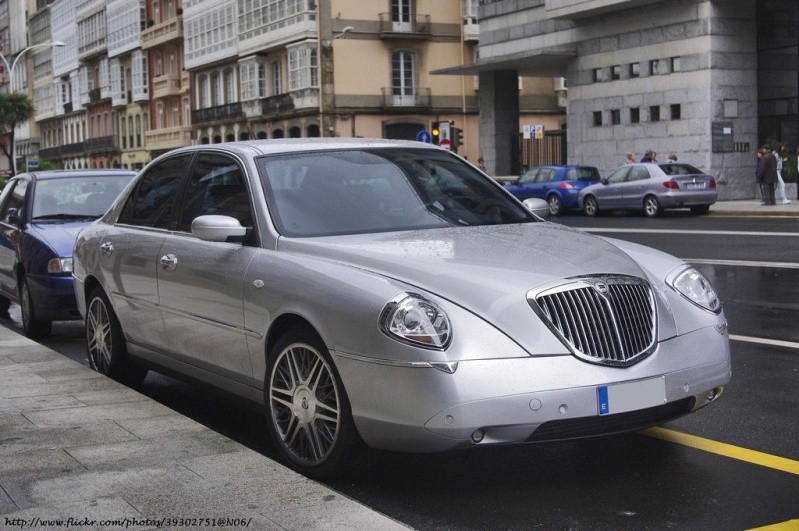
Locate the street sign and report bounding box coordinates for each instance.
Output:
[440,138,452,151]
[26,160,39,169]
[416,130,431,143]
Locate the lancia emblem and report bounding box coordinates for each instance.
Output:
[594,281,609,294]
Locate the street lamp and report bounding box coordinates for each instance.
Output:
[0,41,65,174]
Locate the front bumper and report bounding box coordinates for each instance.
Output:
[26,273,81,321]
[335,325,730,452]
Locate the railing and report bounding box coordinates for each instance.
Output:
[64,102,73,114]
[191,102,244,125]
[141,18,183,50]
[378,13,431,36]
[380,87,431,108]
[85,136,118,154]
[38,146,63,160]
[152,73,182,99]
[89,88,102,103]
[62,142,86,156]
[260,94,295,115]
[145,125,192,151]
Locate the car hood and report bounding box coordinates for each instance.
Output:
[27,221,89,257]
[277,223,653,333]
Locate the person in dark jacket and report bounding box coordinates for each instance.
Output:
[757,144,777,205]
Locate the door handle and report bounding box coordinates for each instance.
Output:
[100,242,114,255]
[159,254,178,271]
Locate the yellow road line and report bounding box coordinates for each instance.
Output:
[642,426,799,476]
[747,520,799,531]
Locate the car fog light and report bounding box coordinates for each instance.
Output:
[471,429,484,443]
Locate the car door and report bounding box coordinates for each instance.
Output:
[534,168,557,199]
[101,154,190,354]
[507,168,539,200]
[594,166,629,209]
[0,178,29,301]
[155,152,258,386]
[620,165,653,208]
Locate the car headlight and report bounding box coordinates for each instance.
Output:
[380,293,451,349]
[47,257,73,274]
[667,266,721,314]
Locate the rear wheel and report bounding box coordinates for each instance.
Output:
[643,195,662,218]
[690,205,710,215]
[547,194,564,216]
[583,196,600,217]
[86,287,147,384]
[265,326,362,479]
[20,276,52,339]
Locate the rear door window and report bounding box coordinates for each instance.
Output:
[118,155,191,229]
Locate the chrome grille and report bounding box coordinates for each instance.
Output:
[532,276,656,366]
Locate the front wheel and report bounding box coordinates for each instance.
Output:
[265,326,362,479]
[547,194,564,216]
[86,287,147,384]
[643,195,662,218]
[20,277,52,339]
[583,196,600,217]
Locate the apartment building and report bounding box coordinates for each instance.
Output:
[436,0,798,197]
[8,0,565,170]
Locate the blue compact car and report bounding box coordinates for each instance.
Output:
[505,165,601,216]
[0,170,136,338]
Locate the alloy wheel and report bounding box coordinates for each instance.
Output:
[86,296,113,373]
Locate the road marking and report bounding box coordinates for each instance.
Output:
[747,520,799,530]
[581,228,799,237]
[730,334,799,350]
[642,427,799,477]
[688,258,799,269]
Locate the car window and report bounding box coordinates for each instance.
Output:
[629,166,650,182]
[518,168,539,184]
[576,167,600,181]
[32,175,134,219]
[536,169,556,183]
[606,167,630,184]
[660,163,703,175]
[118,155,190,229]
[0,179,27,221]
[178,154,253,232]
[259,148,535,237]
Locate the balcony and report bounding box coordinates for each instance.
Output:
[260,94,295,116]
[258,89,319,117]
[378,13,431,38]
[153,73,182,99]
[145,125,192,152]
[112,91,129,108]
[89,88,102,104]
[38,146,63,160]
[64,102,74,114]
[191,102,244,125]
[381,87,431,108]
[463,18,480,42]
[141,18,183,50]
[85,136,118,154]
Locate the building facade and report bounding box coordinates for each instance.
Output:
[436,0,798,197]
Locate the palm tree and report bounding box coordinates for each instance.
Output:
[0,92,35,176]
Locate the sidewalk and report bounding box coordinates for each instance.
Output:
[709,199,799,216]
[0,325,408,530]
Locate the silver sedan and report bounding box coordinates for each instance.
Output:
[578,163,718,217]
[73,139,730,479]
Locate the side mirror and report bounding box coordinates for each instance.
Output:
[600,178,609,185]
[522,198,550,218]
[6,208,22,227]
[192,215,248,243]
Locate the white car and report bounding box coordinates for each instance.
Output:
[73,139,731,478]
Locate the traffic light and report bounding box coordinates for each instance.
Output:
[431,122,440,145]
[452,127,462,152]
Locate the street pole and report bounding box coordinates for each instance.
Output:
[0,41,65,175]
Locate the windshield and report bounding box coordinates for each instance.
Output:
[32,175,134,219]
[258,148,536,237]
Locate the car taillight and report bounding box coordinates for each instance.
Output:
[558,182,575,189]
[663,180,680,189]
[709,178,716,189]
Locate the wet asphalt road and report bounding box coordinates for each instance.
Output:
[6,212,798,530]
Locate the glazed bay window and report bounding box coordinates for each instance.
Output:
[288,43,318,91]
[240,60,266,100]
[132,50,149,101]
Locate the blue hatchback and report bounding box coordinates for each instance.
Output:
[0,170,136,338]
[505,165,601,216]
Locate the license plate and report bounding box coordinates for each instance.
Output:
[597,377,666,415]
[684,183,705,189]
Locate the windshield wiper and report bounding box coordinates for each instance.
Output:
[32,213,99,221]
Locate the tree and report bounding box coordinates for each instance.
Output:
[0,92,35,176]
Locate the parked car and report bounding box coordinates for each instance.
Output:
[73,139,730,479]
[504,165,601,216]
[0,169,136,338]
[578,163,718,218]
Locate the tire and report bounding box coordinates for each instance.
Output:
[265,326,362,479]
[583,196,600,217]
[547,194,564,216]
[86,287,147,384]
[0,296,10,315]
[690,205,710,215]
[643,195,662,218]
[20,277,52,339]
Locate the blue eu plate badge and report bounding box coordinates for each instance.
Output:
[597,377,666,415]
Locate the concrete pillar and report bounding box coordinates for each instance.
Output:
[478,70,519,177]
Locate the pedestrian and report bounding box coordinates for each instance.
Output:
[640,150,653,163]
[757,144,777,205]
[477,157,487,173]
[756,147,766,204]
[774,144,791,204]
[667,152,678,162]
[626,153,636,164]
